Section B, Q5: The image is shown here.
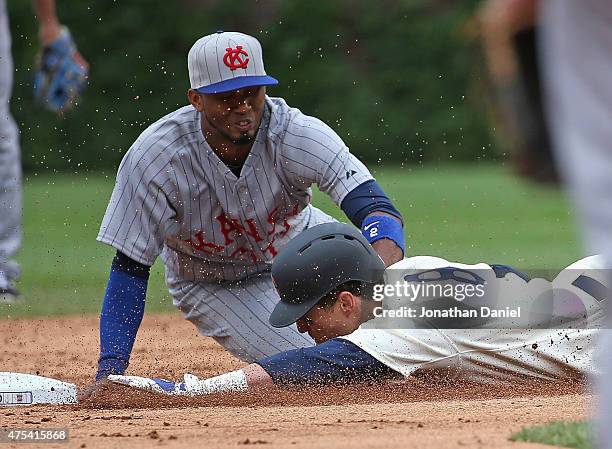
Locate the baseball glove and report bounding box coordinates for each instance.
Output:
[33,27,88,114]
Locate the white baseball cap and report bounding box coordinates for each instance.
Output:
[188,31,278,94]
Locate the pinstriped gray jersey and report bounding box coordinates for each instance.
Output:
[97,96,373,282]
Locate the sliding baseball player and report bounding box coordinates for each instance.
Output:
[108,223,606,396]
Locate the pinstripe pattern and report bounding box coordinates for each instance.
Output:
[166,206,334,361]
[97,96,371,360]
[0,0,22,282]
[168,273,314,361]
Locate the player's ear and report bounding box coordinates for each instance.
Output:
[188,89,205,112]
[337,291,357,314]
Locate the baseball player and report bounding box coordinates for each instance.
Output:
[92,31,404,384]
[0,0,87,303]
[539,1,612,263]
[108,223,606,396]
[537,1,612,446]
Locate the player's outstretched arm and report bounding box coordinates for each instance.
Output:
[79,253,150,401]
[107,364,273,396]
[32,0,61,44]
[97,252,150,379]
[105,339,399,396]
[33,0,87,66]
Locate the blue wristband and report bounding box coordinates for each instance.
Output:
[361,215,405,255]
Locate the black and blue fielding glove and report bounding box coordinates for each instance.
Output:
[33,27,88,114]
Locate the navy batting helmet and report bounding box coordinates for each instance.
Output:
[269,222,385,328]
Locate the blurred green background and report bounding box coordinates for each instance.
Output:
[8,0,490,171]
[2,1,582,318]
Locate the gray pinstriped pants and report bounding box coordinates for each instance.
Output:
[167,207,336,362]
[169,274,314,362]
[0,0,21,282]
[539,1,612,447]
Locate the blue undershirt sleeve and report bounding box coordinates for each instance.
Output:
[340,180,403,227]
[257,338,399,386]
[96,253,150,381]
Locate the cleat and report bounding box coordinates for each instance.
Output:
[0,286,21,305]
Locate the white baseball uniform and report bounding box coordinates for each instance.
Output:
[342,255,605,382]
[98,96,373,361]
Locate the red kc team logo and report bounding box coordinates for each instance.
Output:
[223,46,249,71]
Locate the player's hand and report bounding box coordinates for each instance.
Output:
[33,26,89,114]
[77,378,114,403]
[107,372,245,396]
[78,376,162,407]
[108,374,190,396]
[77,376,143,403]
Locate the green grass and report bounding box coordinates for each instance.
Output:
[4,173,176,318]
[1,163,581,318]
[511,420,595,449]
[316,163,580,266]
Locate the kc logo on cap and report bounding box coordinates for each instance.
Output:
[224,46,249,71]
[188,31,278,94]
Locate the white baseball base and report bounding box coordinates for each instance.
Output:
[0,372,77,406]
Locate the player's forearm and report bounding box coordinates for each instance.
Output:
[97,254,150,380]
[243,363,275,390]
[372,238,403,267]
[32,0,61,45]
[108,364,273,396]
[186,364,273,394]
[478,0,538,81]
[97,273,147,379]
[107,340,398,395]
[341,180,405,266]
[188,364,274,394]
[366,212,404,266]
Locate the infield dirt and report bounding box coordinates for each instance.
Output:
[1,314,593,448]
